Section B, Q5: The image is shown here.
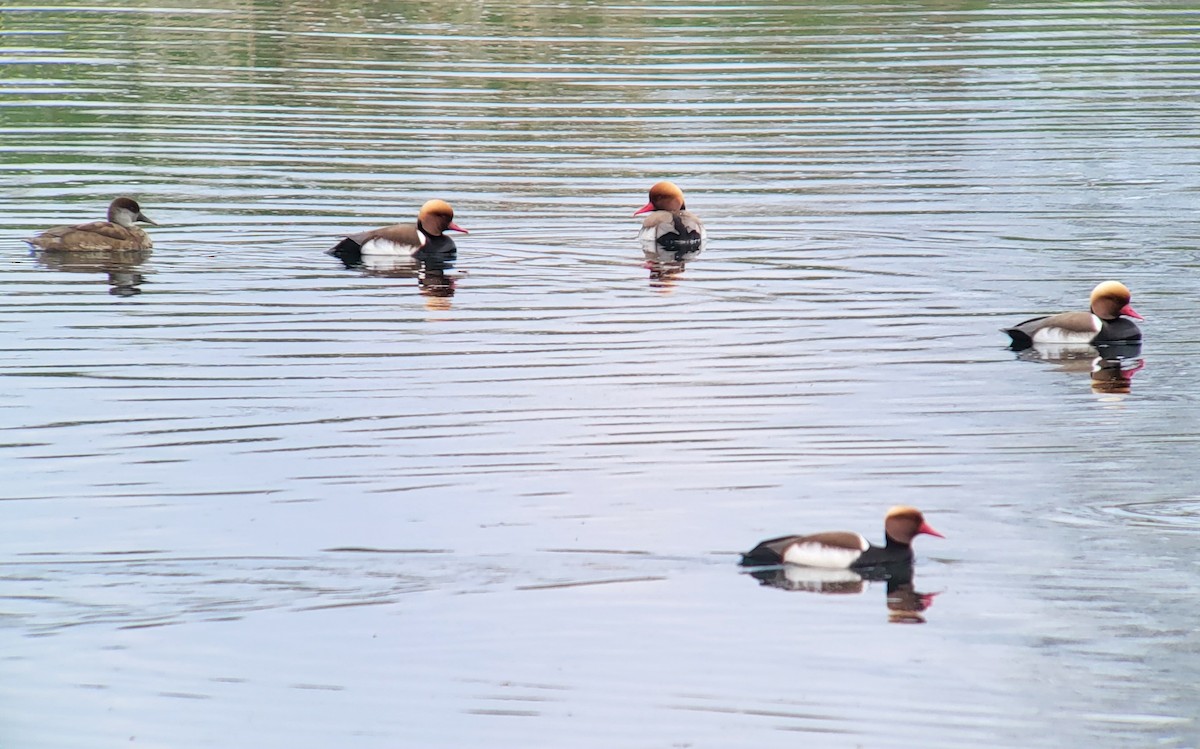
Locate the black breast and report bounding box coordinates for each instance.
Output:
[849,543,913,569]
[1096,317,1141,344]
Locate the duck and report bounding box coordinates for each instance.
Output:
[25,197,156,252]
[634,181,706,255]
[1002,281,1142,350]
[740,506,943,569]
[328,199,467,268]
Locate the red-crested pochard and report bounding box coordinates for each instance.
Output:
[25,197,156,252]
[1003,281,1142,349]
[634,181,706,254]
[740,506,943,569]
[328,199,467,267]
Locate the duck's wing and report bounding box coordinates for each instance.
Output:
[329,223,425,267]
[740,531,867,568]
[27,222,144,251]
[359,224,425,254]
[1002,311,1096,349]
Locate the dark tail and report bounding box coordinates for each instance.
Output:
[657,217,703,255]
[739,547,783,567]
[1000,327,1033,351]
[328,237,364,268]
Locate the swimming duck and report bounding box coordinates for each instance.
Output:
[1003,281,1142,349]
[634,181,706,255]
[26,197,156,252]
[740,506,943,569]
[328,199,467,268]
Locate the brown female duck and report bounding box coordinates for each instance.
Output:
[26,197,156,252]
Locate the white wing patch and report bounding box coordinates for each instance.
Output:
[1031,315,1101,344]
[360,237,423,257]
[782,535,868,569]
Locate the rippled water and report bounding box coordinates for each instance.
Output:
[3,1,1200,746]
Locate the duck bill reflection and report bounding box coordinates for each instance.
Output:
[1090,356,1145,395]
[888,583,939,624]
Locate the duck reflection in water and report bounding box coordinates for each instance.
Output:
[1014,342,1144,396]
[328,199,467,307]
[744,563,937,624]
[740,506,941,622]
[643,245,703,290]
[33,248,150,297]
[331,242,462,305]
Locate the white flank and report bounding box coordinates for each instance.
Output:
[783,535,868,569]
[1032,315,1101,344]
[361,237,422,257]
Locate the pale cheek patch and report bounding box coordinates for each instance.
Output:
[783,541,864,569]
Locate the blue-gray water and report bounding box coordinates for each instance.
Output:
[2,1,1199,746]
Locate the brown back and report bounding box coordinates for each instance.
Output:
[28,222,150,251]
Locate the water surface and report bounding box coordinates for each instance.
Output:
[2,1,1200,747]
